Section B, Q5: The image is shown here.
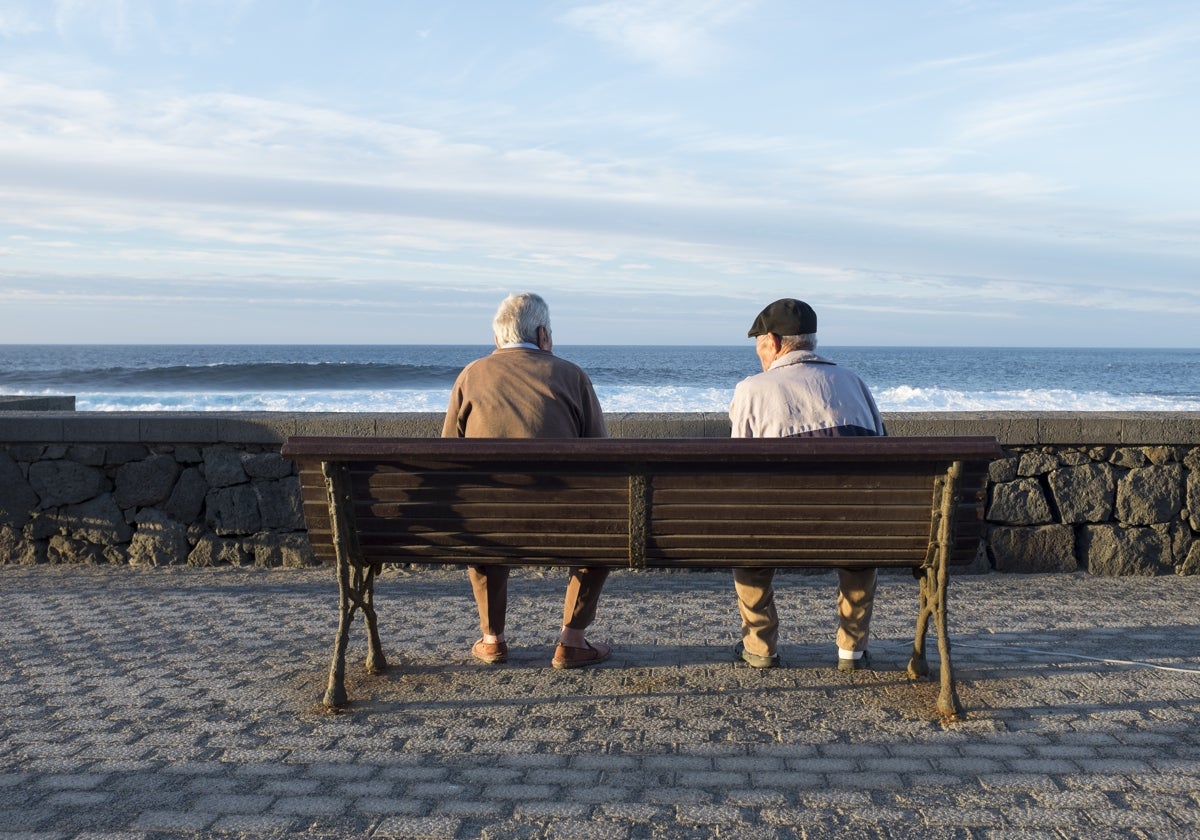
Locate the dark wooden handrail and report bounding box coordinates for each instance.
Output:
[283,435,1002,463]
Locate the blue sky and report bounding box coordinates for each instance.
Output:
[1,0,1197,346]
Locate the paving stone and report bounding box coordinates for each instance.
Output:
[129,809,217,832]
[192,793,274,813]
[432,798,509,818]
[679,802,747,823]
[42,791,112,808]
[722,788,789,806]
[482,783,558,801]
[373,815,461,839]
[512,800,593,820]
[1,565,1199,839]
[269,794,348,816]
[541,820,631,840]
[568,785,634,804]
[210,813,301,834]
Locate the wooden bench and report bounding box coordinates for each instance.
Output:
[281,435,1001,719]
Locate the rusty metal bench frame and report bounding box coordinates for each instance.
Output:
[281,435,1000,718]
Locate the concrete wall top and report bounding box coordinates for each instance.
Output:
[0,396,75,411]
[2,411,1200,446]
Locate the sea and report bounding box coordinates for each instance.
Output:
[1,345,1198,414]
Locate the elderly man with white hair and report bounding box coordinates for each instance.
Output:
[443,292,612,669]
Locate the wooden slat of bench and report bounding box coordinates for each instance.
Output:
[358,524,928,546]
[360,499,936,524]
[359,546,625,563]
[348,459,950,494]
[648,467,944,485]
[281,435,1002,463]
[655,507,932,527]
[648,551,926,565]
[351,548,924,566]
[296,528,986,565]
[343,541,931,562]
[365,487,935,509]
[364,503,630,520]
[363,481,628,500]
[356,520,629,543]
[362,469,627,488]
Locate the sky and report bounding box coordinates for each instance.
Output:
[1,1,1198,347]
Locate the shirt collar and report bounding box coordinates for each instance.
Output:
[768,349,832,370]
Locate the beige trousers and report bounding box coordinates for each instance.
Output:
[469,565,610,637]
[732,567,877,658]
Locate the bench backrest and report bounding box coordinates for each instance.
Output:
[283,432,1003,571]
[283,436,1000,570]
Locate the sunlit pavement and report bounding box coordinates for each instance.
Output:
[2,564,1199,839]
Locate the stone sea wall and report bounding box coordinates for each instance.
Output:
[987,444,1199,576]
[2,411,1199,575]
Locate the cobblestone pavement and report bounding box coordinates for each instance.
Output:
[1,564,1199,839]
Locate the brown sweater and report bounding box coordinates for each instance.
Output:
[441,348,608,439]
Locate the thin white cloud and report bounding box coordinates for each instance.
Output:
[0,71,751,209]
[561,0,756,76]
[857,10,1199,158]
[954,78,1138,144]
[930,25,1199,144]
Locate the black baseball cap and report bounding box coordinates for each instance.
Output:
[747,298,817,337]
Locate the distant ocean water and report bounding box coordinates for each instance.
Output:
[1,345,1199,413]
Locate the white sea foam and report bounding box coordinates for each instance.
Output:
[63,384,1200,413]
[75,390,454,413]
[593,386,735,413]
[877,386,1200,412]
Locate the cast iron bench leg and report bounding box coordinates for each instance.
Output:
[324,552,353,707]
[907,461,965,720]
[908,564,962,719]
[323,560,386,707]
[321,461,387,707]
[361,562,386,675]
[932,555,963,720]
[907,566,932,680]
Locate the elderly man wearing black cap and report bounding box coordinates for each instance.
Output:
[728,298,886,671]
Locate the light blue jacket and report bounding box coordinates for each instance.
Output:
[728,350,885,438]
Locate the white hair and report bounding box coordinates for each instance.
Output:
[779,333,817,352]
[492,292,550,345]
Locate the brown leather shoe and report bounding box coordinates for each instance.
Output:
[551,640,611,670]
[472,638,508,664]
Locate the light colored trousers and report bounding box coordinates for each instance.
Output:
[733,567,877,657]
[469,565,610,637]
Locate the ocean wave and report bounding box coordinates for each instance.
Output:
[55,385,1200,413]
[7,345,1200,413]
[0,362,466,391]
[74,389,455,413]
[877,386,1200,412]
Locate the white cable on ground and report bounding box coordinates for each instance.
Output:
[954,640,1200,675]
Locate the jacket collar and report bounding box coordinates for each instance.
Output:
[768,349,834,371]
